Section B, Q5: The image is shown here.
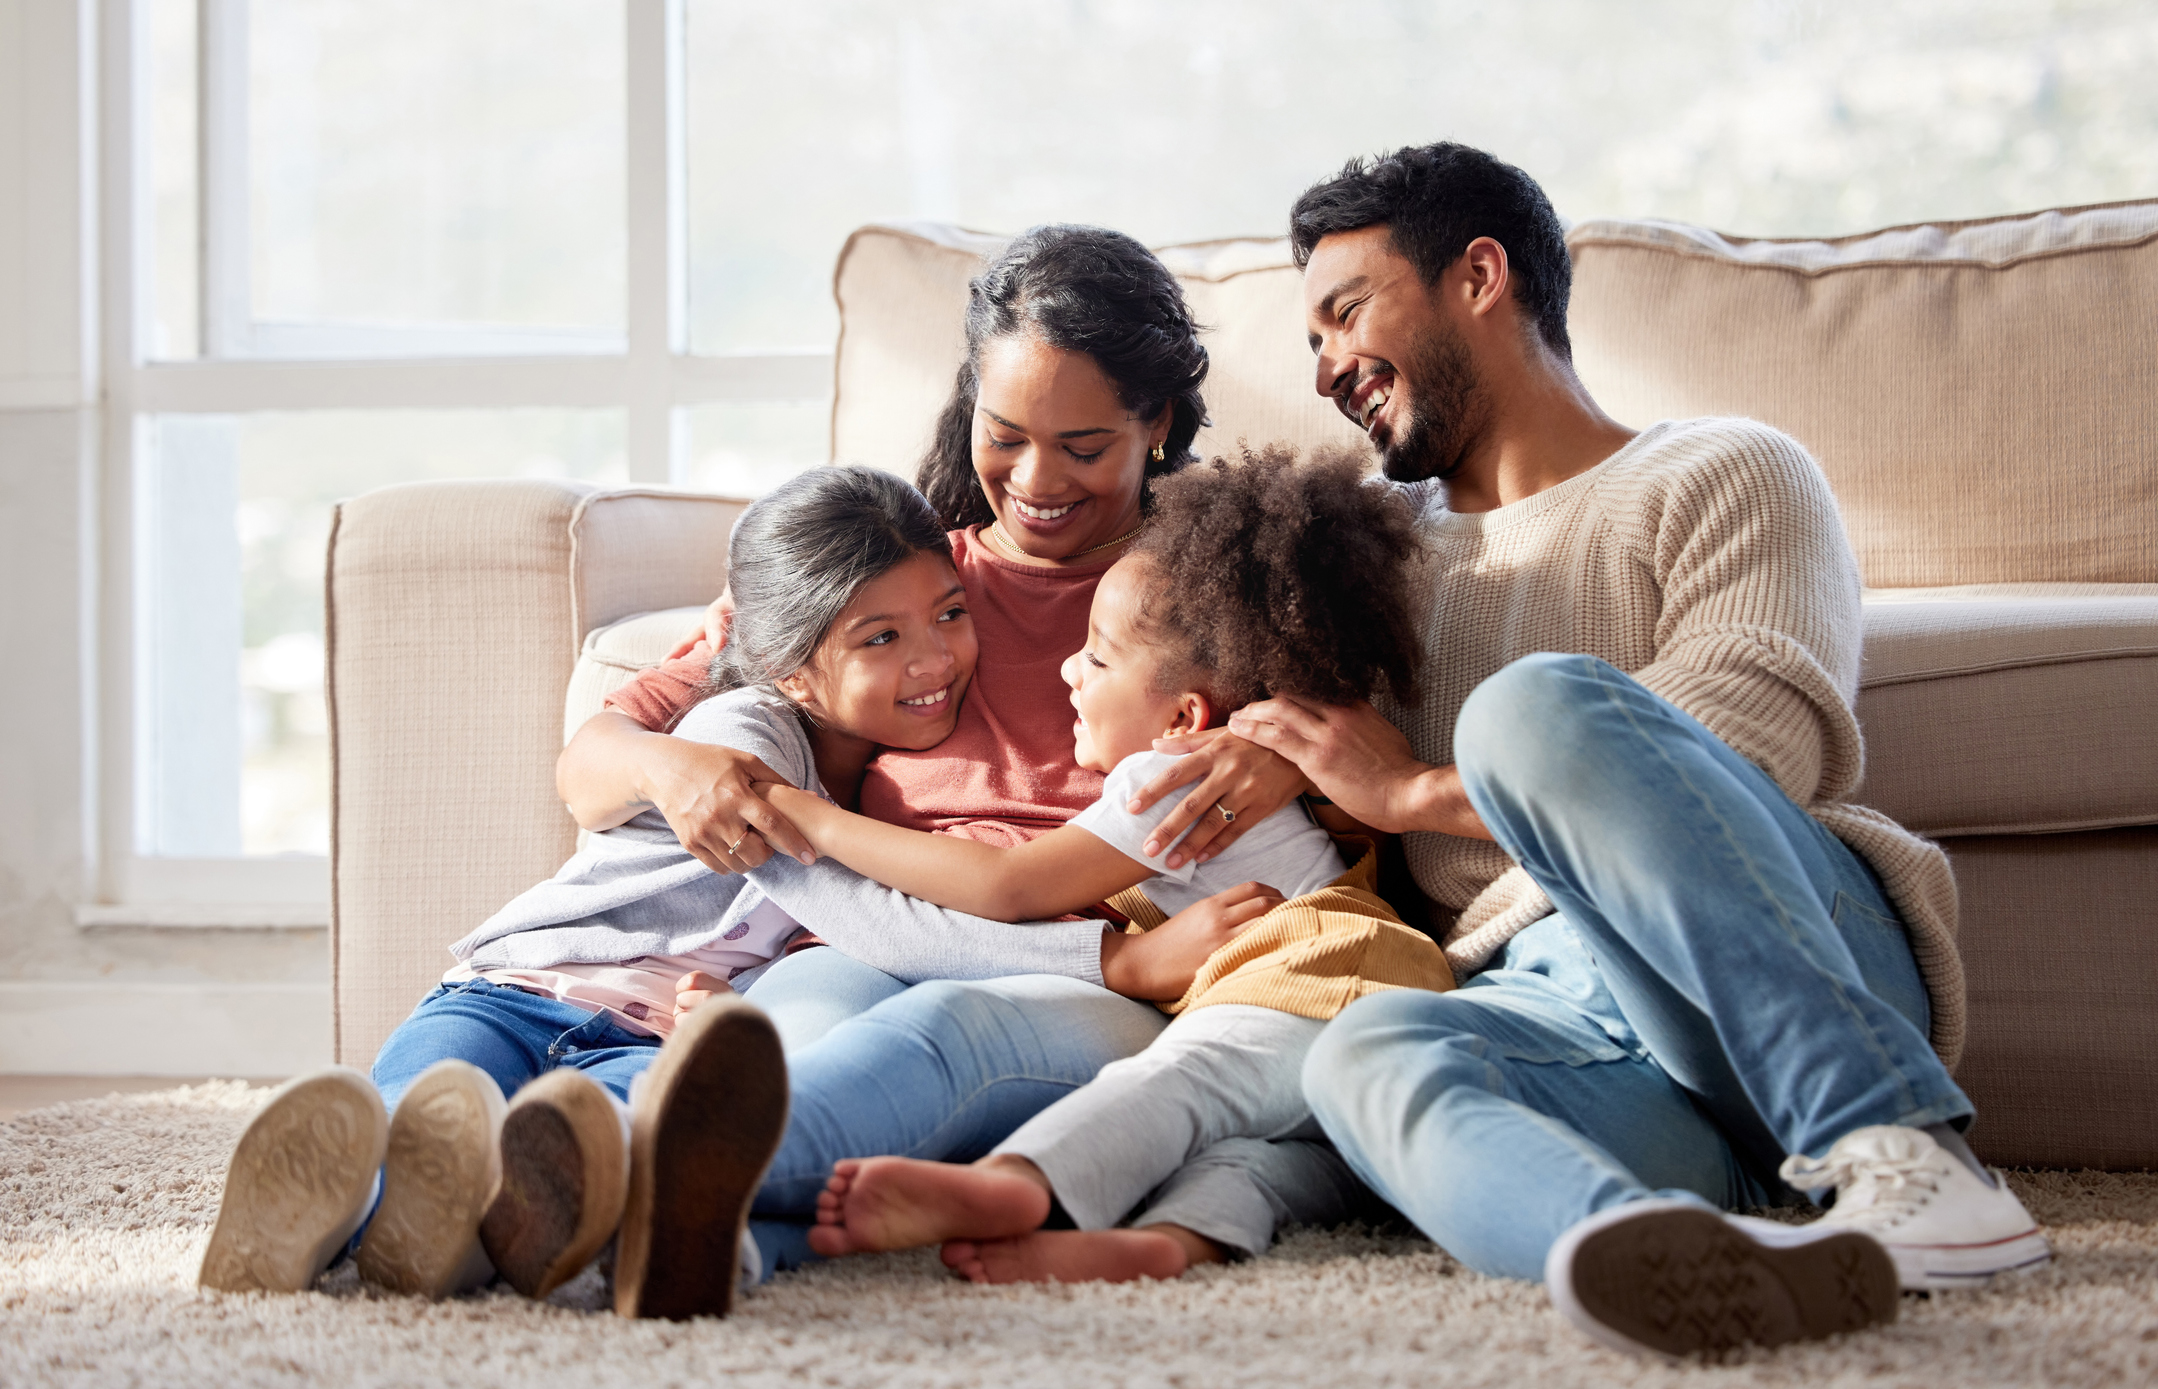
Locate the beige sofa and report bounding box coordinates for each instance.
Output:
[327,202,2158,1172]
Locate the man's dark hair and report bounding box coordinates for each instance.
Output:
[1289,142,1572,358]
[1129,445,1422,710]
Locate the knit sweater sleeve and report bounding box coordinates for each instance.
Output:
[1624,421,1867,806]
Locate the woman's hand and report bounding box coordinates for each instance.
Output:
[640,740,817,874]
[664,588,736,661]
[1098,881,1284,1001]
[674,970,733,1017]
[1126,729,1311,870]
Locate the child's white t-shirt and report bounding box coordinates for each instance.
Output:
[1068,750,1345,917]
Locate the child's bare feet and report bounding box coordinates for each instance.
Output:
[940,1229,1192,1284]
[806,1156,1051,1257]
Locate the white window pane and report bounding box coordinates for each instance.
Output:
[248,0,625,338]
[148,0,199,361]
[682,401,832,499]
[684,0,2158,354]
[140,411,627,859]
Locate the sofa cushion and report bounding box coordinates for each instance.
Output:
[831,225,1365,478]
[1855,586,2158,836]
[563,605,706,742]
[1566,201,2158,588]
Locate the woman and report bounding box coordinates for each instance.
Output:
[556,226,1340,1291]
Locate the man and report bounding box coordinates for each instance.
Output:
[1136,142,2047,1357]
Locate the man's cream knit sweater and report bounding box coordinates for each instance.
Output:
[1378,417,1965,1066]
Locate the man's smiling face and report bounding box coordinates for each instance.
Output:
[1303,223,1486,483]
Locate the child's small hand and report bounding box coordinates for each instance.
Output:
[674,970,733,1016]
[1101,881,1285,1002]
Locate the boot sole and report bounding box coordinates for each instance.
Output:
[199,1068,387,1293]
[482,1069,629,1299]
[355,1060,505,1298]
[1549,1201,1900,1357]
[615,998,788,1320]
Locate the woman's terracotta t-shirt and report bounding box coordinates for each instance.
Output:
[603,526,1112,845]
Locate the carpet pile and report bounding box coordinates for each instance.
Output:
[1,1082,2152,1387]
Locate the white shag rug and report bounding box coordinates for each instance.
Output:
[2,1081,2154,1388]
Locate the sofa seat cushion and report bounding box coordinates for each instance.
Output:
[562,606,706,742]
[1855,585,2158,836]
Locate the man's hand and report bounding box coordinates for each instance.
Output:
[641,740,817,873]
[674,970,733,1017]
[665,588,736,662]
[1226,696,1491,840]
[1124,729,1311,870]
[1099,881,1285,1001]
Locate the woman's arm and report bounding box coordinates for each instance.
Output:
[557,711,814,874]
[763,784,1150,923]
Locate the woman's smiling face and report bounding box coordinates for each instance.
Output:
[972,334,1170,563]
[775,551,977,751]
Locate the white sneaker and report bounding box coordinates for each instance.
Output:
[199,1068,388,1293]
[356,1060,507,1298]
[1780,1125,2052,1290]
[1546,1197,1900,1358]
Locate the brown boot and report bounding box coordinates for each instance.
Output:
[199,1068,388,1293]
[356,1060,505,1298]
[614,997,788,1319]
[481,1068,631,1299]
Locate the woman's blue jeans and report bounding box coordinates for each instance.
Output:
[742,972,1170,1278]
[1302,653,1972,1281]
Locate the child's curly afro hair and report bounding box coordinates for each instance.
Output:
[1129,445,1422,710]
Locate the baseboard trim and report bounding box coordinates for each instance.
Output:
[0,982,331,1076]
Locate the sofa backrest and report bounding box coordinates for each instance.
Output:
[829,224,1367,478]
[1567,201,2158,588]
[831,201,2158,588]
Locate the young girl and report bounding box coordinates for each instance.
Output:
[199,466,992,1311]
[764,449,1456,1283]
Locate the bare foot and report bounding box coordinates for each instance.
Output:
[940,1229,1191,1284]
[805,1157,1051,1257]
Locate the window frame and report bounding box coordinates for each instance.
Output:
[86,0,827,924]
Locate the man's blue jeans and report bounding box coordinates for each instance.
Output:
[1303,653,1971,1281]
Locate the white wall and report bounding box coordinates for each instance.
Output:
[0,0,327,1078]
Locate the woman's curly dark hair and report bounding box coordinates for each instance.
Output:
[1129,446,1423,710]
[918,225,1211,530]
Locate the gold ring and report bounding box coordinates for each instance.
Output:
[728,831,750,856]
[1214,802,1237,825]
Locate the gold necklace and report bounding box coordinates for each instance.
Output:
[989,516,1146,564]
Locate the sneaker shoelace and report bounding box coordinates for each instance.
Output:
[1779,1145,1943,1228]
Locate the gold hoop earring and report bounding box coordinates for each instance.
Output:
[1150,444,1165,463]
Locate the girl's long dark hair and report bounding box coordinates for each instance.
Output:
[704,466,951,704]
[918,225,1211,530]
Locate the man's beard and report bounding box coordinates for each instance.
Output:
[1374,320,1484,484]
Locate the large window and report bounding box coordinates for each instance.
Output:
[108,0,2157,916]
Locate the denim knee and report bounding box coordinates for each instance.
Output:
[1304,990,1459,1118]
[1454,652,1618,795]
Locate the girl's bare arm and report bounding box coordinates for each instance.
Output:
[760,784,1150,923]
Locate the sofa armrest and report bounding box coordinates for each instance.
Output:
[326,480,748,1067]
